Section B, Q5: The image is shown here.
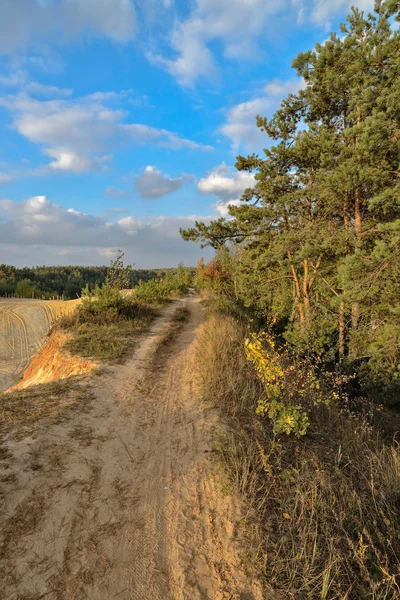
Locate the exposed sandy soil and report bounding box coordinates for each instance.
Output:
[0,296,263,600]
[8,329,95,392]
[0,299,79,392]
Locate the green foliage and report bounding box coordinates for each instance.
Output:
[105,250,134,291]
[182,2,400,402]
[257,399,309,437]
[14,279,35,298]
[244,332,310,437]
[61,257,192,363]
[134,262,193,304]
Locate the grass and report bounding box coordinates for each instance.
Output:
[59,299,159,363]
[0,378,94,440]
[196,312,400,600]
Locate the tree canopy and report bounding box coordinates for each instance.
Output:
[181,1,400,399]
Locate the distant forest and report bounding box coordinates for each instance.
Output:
[0,264,183,299]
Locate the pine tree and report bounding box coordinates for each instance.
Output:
[181,1,400,394]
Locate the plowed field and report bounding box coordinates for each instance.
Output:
[0,299,79,392]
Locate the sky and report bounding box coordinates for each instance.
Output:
[0,0,374,268]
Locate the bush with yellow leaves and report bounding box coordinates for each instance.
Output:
[244,332,309,437]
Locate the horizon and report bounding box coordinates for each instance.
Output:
[0,0,375,268]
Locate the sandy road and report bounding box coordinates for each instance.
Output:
[0,295,262,600]
[0,299,79,392]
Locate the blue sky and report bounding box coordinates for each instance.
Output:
[0,0,373,267]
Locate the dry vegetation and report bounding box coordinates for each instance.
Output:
[58,301,159,363]
[196,310,400,600]
[0,378,94,441]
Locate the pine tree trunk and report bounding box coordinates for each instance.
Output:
[352,107,362,331]
[340,194,349,360]
[303,259,311,327]
[339,298,346,360]
[290,261,305,330]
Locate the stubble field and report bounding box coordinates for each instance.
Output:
[0,299,79,392]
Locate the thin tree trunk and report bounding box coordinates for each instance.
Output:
[339,297,346,361]
[303,259,311,326]
[340,193,349,360]
[352,106,362,330]
[289,259,305,329]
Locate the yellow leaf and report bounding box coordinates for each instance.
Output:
[283,513,291,520]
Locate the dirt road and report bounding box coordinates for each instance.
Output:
[0,296,262,600]
[0,299,79,392]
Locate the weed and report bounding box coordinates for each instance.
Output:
[196,311,400,600]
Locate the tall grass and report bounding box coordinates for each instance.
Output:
[197,312,400,599]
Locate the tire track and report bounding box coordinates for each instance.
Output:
[0,297,263,599]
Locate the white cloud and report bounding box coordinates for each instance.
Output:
[0,70,28,87]
[148,0,376,86]
[147,0,285,86]
[45,149,100,173]
[220,77,304,151]
[0,91,212,173]
[24,82,73,98]
[0,195,212,267]
[0,0,137,55]
[124,124,212,151]
[135,166,195,199]
[105,187,131,198]
[311,0,374,27]
[198,162,255,217]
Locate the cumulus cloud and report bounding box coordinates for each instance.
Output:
[0,195,212,267]
[45,149,100,173]
[198,163,255,217]
[220,77,304,151]
[147,0,284,86]
[0,0,137,55]
[148,0,375,86]
[135,166,195,199]
[0,90,212,173]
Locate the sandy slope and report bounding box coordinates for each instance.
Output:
[0,296,262,600]
[0,299,79,392]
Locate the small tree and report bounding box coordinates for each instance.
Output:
[15,279,35,298]
[105,250,134,291]
[81,251,134,313]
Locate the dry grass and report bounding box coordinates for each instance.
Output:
[59,302,158,363]
[0,379,94,440]
[197,313,400,600]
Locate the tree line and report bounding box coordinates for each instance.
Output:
[182,1,400,401]
[0,264,185,300]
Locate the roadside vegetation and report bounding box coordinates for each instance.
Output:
[185,4,400,599]
[198,306,400,600]
[60,253,192,362]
